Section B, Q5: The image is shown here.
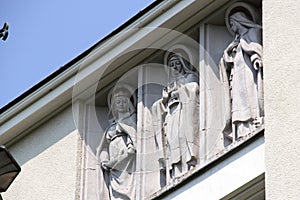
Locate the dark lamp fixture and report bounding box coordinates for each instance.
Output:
[0,145,21,193]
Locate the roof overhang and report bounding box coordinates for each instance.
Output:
[0,0,232,145]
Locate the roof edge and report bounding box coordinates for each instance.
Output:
[0,0,164,114]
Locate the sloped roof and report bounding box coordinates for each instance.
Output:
[0,0,229,146]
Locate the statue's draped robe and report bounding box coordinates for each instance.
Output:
[98,114,136,200]
[220,26,263,138]
[153,74,199,179]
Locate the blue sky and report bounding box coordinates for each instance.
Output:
[0,0,154,108]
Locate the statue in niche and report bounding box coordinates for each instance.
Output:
[219,3,263,141]
[97,85,137,200]
[152,47,199,183]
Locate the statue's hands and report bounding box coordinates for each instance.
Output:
[226,41,238,55]
[127,144,136,154]
[171,91,179,99]
[162,87,169,103]
[101,162,111,171]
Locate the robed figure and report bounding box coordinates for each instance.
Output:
[97,86,137,200]
[152,49,199,183]
[219,7,263,140]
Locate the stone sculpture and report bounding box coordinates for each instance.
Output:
[97,86,137,200]
[152,47,199,182]
[219,3,263,140]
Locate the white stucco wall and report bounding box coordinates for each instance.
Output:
[264,1,300,199]
[4,1,300,200]
[2,106,80,200]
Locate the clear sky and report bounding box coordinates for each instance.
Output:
[0,0,154,108]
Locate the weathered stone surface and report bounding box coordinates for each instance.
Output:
[220,2,263,141]
[82,2,264,199]
[97,86,137,200]
[152,45,199,183]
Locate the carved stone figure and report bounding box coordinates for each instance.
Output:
[97,86,137,200]
[219,4,263,140]
[152,47,199,182]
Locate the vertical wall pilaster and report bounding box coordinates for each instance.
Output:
[264,1,300,199]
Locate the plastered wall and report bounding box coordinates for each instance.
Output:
[264,1,300,199]
[2,106,80,200]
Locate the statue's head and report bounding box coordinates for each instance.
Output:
[108,85,136,119]
[225,2,262,36]
[168,53,184,77]
[112,89,131,115]
[229,12,252,34]
[164,44,198,83]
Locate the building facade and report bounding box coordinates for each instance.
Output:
[1,0,300,199]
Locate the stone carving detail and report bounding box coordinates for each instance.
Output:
[81,2,265,199]
[219,3,263,141]
[152,46,199,183]
[97,85,137,200]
